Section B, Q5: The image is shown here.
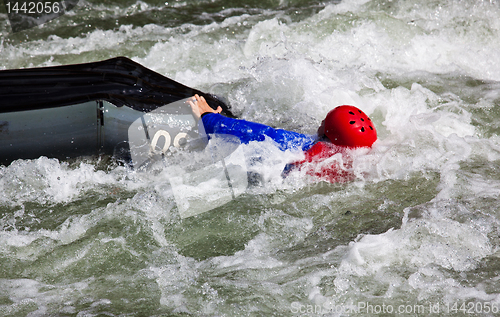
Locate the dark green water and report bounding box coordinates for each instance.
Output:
[1,0,500,315]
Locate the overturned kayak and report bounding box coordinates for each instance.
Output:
[0,57,233,165]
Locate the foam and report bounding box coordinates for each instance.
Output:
[0,278,91,316]
[302,202,498,309]
[0,157,130,206]
[2,0,500,314]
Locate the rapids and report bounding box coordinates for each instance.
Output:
[1,0,500,315]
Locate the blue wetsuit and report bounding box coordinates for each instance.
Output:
[199,113,316,152]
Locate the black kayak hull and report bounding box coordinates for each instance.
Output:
[1,100,144,163]
[0,57,232,165]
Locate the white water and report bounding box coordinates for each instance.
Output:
[1,0,500,315]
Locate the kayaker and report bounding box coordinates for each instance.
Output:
[187,94,377,183]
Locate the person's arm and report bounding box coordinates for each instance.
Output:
[188,94,315,152]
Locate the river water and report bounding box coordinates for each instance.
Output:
[1,0,500,316]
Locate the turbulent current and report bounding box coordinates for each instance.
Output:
[1,0,500,315]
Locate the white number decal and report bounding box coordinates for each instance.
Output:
[150,130,171,154]
[173,132,188,148]
[150,131,188,154]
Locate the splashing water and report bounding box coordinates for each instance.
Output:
[1,0,500,315]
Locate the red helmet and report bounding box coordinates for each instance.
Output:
[318,105,377,148]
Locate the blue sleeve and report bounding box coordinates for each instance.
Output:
[199,113,315,152]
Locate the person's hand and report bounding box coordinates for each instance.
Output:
[187,94,222,120]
